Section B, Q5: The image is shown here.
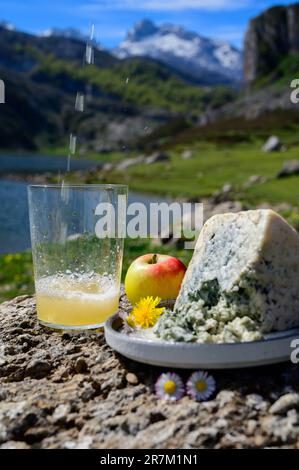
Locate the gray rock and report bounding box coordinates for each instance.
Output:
[94,145,114,154]
[277,160,299,178]
[52,404,72,424]
[261,410,299,442]
[101,163,114,172]
[244,4,299,85]
[262,136,282,152]
[210,201,243,219]
[216,390,236,408]
[246,394,268,411]
[212,185,235,203]
[25,359,52,379]
[116,155,145,170]
[246,419,258,435]
[0,441,30,449]
[269,393,299,415]
[158,200,244,248]
[1,294,299,449]
[248,175,264,184]
[0,401,37,444]
[74,357,88,374]
[222,183,233,193]
[145,152,170,165]
[126,373,139,385]
[181,149,193,160]
[243,175,267,188]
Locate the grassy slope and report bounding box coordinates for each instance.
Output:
[254,54,299,89]
[0,252,34,302]
[86,140,299,205]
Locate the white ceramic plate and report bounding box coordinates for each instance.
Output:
[104,314,299,369]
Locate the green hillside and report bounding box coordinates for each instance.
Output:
[30,54,236,114]
[0,26,236,151]
[252,54,299,90]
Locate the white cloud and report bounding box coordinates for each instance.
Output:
[80,0,251,12]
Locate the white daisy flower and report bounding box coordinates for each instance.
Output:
[155,372,185,401]
[186,371,216,401]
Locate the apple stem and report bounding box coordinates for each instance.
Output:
[149,254,158,264]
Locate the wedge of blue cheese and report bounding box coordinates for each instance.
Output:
[155,210,299,343]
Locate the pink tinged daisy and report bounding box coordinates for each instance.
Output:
[155,372,185,401]
[186,371,216,401]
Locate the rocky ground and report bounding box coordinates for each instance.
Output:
[1,294,299,449]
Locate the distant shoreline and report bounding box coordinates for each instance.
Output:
[0,173,56,183]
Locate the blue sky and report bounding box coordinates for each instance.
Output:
[0,0,295,49]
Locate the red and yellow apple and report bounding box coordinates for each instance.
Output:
[125,253,187,305]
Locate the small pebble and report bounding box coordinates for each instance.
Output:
[254,435,266,447]
[74,357,88,373]
[126,373,139,385]
[19,320,33,329]
[52,404,71,423]
[26,360,52,379]
[62,333,71,340]
[269,393,299,415]
[0,390,7,401]
[247,419,258,435]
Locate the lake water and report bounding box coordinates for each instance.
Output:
[0,153,98,174]
[0,154,167,254]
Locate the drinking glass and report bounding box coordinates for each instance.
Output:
[28,184,127,329]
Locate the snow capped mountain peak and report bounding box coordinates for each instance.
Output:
[39,27,90,42]
[127,19,159,42]
[114,20,242,85]
[0,20,16,31]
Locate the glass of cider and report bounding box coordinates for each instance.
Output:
[28,184,127,330]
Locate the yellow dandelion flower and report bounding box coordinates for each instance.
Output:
[126,296,165,329]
